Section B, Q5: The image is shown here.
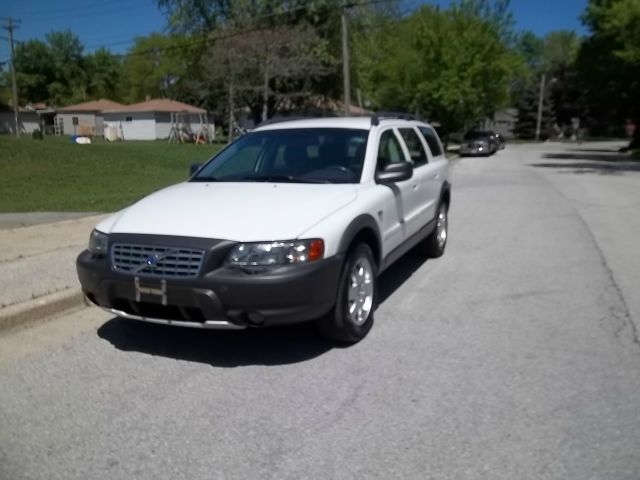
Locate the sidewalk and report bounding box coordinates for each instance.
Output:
[0,214,107,331]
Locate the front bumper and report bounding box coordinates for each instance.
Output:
[459,144,490,156]
[77,237,343,329]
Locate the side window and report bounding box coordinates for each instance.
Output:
[377,130,405,170]
[399,128,429,166]
[419,127,444,157]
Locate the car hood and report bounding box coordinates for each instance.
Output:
[96,181,357,241]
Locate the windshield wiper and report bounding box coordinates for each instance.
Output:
[235,175,331,184]
[190,176,219,182]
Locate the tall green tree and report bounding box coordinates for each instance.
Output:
[157,0,346,32]
[513,81,554,139]
[355,3,518,135]
[578,0,640,145]
[121,34,190,103]
[85,48,123,101]
[12,39,55,104]
[46,30,87,104]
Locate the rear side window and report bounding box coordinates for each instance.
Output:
[398,128,428,166]
[419,127,443,157]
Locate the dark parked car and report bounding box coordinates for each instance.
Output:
[491,132,506,150]
[459,130,499,156]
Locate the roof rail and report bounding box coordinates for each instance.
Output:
[370,112,418,126]
[257,112,340,127]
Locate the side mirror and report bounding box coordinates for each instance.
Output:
[376,161,413,184]
[189,163,202,177]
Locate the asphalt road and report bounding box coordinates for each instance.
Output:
[1,142,639,480]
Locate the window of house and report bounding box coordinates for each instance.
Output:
[125,116,133,122]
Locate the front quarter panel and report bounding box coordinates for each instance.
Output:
[298,183,403,264]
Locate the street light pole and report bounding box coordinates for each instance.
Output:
[535,73,546,141]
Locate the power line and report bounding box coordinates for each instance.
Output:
[2,16,21,138]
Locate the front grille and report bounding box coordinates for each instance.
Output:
[111,244,204,278]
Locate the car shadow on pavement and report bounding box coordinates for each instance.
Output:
[530,152,640,175]
[97,318,334,367]
[377,252,428,305]
[96,252,428,367]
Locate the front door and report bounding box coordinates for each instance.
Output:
[374,128,421,256]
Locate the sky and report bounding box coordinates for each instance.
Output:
[0,0,589,63]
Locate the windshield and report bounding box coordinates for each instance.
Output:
[464,131,490,140]
[192,128,369,184]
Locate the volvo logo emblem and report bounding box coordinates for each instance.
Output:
[146,254,159,267]
[132,250,177,274]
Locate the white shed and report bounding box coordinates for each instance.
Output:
[56,99,125,136]
[0,104,41,134]
[103,99,208,141]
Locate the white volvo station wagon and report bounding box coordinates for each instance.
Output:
[77,115,451,342]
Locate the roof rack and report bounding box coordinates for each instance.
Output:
[257,112,340,127]
[370,112,418,126]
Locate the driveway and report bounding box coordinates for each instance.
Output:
[1,142,639,480]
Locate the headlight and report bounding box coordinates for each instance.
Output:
[226,239,324,266]
[88,229,108,256]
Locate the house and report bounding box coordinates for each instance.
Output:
[482,108,518,139]
[0,103,41,135]
[103,99,208,141]
[56,99,125,136]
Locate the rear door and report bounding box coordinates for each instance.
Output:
[373,128,419,255]
[397,126,440,226]
[418,125,448,219]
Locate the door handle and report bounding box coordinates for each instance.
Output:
[432,174,440,180]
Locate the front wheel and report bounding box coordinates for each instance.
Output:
[316,243,376,343]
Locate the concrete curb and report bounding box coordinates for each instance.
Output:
[0,289,86,333]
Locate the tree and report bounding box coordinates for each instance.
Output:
[157,0,347,32]
[12,39,55,104]
[513,80,554,139]
[542,31,581,131]
[189,24,334,138]
[578,0,640,147]
[515,31,544,72]
[9,30,96,106]
[355,4,518,135]
[85,48,123,101]
[121,34,190,103]
[46,30,87,104]
[583,0,640,63]
[156,0,347,105]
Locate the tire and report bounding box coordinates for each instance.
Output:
[417,201,449,258]
[316,243,377,343]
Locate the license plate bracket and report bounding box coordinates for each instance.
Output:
[134,277,167,305]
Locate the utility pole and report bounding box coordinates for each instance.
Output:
[341,6,351,116]
[2,17,21,138]
[535,72,546,141]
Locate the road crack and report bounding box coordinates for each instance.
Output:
[533,169,640,351]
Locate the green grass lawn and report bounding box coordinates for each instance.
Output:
[0,135,223,212]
